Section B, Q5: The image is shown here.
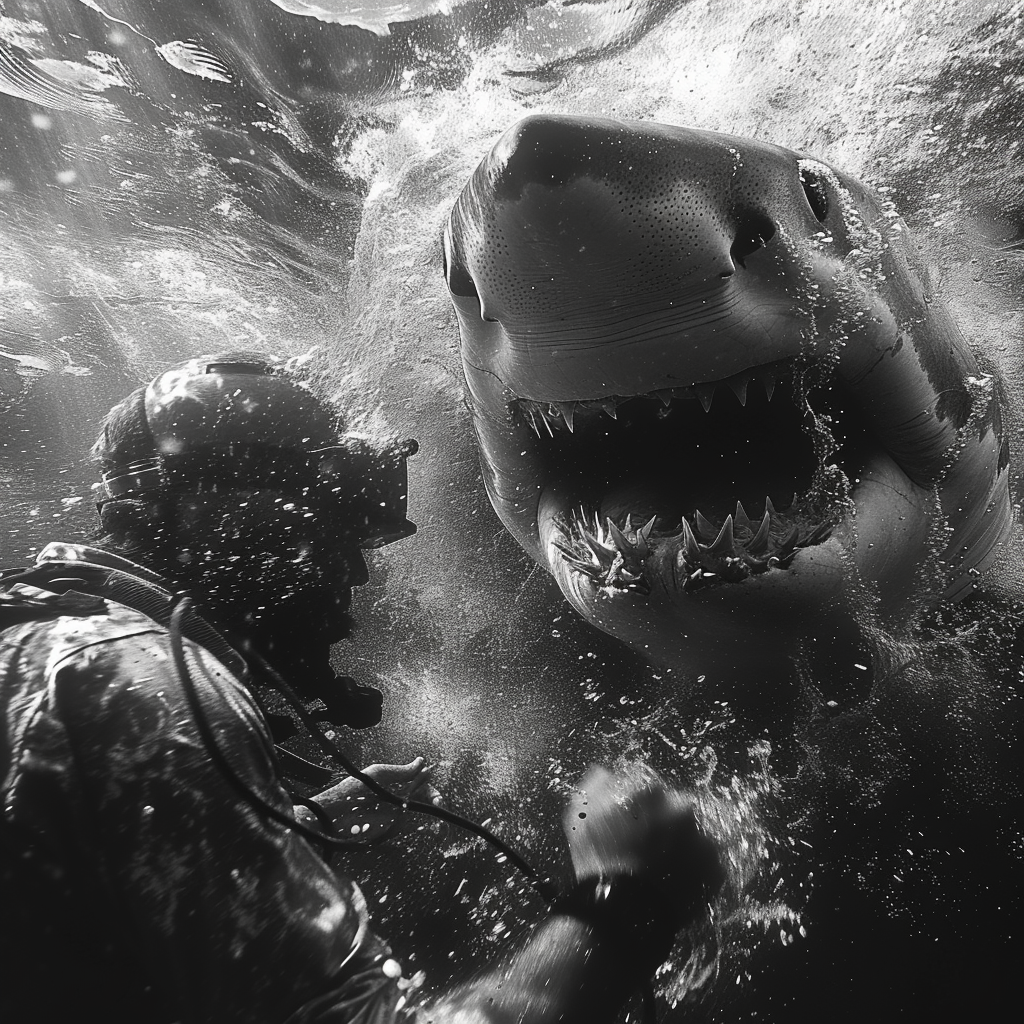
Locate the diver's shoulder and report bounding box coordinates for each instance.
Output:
[0,594,173,697]
[0,585,240,693]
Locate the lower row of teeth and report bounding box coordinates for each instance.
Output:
[555,500,833,594]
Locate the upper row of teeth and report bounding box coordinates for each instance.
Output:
[518,366,785,436]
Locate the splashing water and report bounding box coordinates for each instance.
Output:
[2,1,1024,1019]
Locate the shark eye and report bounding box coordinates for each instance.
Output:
[800,167,829,223]
[730,212,776,269]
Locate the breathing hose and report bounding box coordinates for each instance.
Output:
[168,595,663,1021]
[168,596,557,896]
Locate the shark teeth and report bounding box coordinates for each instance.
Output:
[554,512,659,595]
[694,384,716,412]
[728,376,749,406]
[708,515,735,555]
[515,361,792,438]
[746,510,772,554]
[555,501,833,595]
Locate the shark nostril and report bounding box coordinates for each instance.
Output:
[444,245,479,299]
[730,212,776,269]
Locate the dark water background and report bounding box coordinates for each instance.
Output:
[3,1,1024,1020]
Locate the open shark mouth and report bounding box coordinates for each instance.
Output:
[515,359,849,596]
[445,115,1012,674]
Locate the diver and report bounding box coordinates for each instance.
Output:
[0,352,722,1022]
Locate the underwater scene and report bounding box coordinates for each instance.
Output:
[2,0,1023,1020]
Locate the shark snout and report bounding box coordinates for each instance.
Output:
[448,116,822,400]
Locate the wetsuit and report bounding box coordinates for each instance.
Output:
[0,542,412,1022]
[1,542,695,1023]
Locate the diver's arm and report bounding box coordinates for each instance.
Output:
[419,914,671,1024]
[418,767,722,1023]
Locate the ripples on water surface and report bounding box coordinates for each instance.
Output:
[2,1,1023,1019]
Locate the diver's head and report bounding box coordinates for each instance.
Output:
[91,352,417,645]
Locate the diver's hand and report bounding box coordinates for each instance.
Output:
[562,766,723,925]
[314,757,441,842]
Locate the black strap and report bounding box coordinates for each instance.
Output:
[550,874,681,966]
